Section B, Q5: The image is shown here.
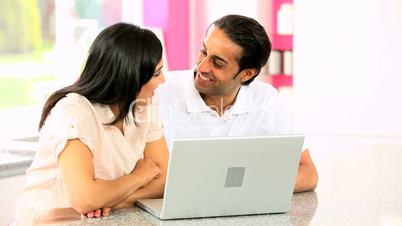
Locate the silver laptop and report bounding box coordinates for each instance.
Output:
[136,135,304,220]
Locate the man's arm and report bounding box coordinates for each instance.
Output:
[112,136,169,209]
[293,148,318,193]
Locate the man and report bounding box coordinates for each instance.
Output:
[157,14,318,192]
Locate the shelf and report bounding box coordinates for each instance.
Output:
[271,33,293,50]
[263,74,293,89]
[269,0,293,50]
[264,0,293,90]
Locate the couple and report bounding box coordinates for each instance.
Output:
[16,15,318,225]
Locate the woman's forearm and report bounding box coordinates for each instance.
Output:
[112,137,169,210]
[59,139,161,213]
[69,173,146,213]
[112,174,166,210]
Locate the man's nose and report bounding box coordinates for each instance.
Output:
[197,56,211,73]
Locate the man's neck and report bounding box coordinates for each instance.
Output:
[200,87,240,116]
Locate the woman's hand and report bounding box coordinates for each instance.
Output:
[80,207,111,219]
[131,158,161,185]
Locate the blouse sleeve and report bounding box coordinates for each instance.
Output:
[145,96,164,142]
[41,94,99,159]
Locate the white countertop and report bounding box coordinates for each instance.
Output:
[63,135,402,226]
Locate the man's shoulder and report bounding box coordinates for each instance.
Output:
[165,70,193,83]
[246,80,279,102]
[157,70,193,103]
[159,70,192,91]
[249,79,277,92]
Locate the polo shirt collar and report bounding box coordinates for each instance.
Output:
[184,75,210,113]
[183,74,254,115]
[229,84,253,114]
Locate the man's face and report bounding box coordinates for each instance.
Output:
[194,27,244,97]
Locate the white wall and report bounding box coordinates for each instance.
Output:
[293,0,402,137]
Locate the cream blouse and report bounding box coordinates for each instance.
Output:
[16,93,163,225]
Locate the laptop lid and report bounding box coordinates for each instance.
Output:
[138,135,304,220]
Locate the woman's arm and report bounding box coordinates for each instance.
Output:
[58,139,161,213]
[111,136,169,209]
[293,149,318,193]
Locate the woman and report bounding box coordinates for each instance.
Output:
[16,23,169,225]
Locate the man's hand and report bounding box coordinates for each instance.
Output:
[294,149,318,192]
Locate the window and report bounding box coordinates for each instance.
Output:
[0,0,141,141]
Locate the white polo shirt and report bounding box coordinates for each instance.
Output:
[157,70,292,150]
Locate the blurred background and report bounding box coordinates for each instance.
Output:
[1,0,401,141]
[1,0,402,225]
[1,0,267,139]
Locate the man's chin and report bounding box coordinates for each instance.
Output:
[194,79,207,94]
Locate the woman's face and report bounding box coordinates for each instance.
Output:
[137,59,165,103]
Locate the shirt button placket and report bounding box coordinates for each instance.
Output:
[211,115,227,136]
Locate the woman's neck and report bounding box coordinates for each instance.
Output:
[110,105,124,133]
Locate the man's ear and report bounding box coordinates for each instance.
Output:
[239,68,258,83]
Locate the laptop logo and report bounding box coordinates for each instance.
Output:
[224,167,246,188]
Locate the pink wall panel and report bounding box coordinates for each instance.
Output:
[271,0,293,50]
[143,0,189,70]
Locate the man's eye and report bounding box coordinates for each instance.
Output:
[214,61,224,69]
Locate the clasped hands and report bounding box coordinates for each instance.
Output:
[81,158,161,219]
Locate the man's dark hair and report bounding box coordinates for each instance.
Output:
[210,14,271,85]
[39,23,162,129]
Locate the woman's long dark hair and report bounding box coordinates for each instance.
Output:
[38,23,162,129]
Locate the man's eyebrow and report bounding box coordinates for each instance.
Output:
[202,42,229,65]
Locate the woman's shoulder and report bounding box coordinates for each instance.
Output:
[54,93,92,110]
[42,93,100,135]
[50,93,96,120]
[60,92,91,106]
